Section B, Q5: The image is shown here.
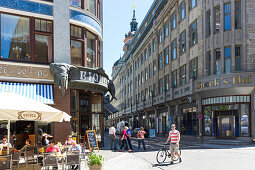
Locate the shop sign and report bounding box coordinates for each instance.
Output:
[196,75,252,91]
[0,63,53,80]
[197,114,203,119]
[79,70,108,88]
[18,111,42,121]
[149,129,156,138]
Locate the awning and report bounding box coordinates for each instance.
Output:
[104,103,118,117]
[0,82,54,104]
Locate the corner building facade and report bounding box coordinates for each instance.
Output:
[0,0,107,147]
[110,0,255,142]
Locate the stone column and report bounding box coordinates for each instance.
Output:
[154,107,158,134]
[220,1,224,74]
[231,0,235,72]
[53,0,70,63]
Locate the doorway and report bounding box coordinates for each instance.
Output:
[216,110,236,137]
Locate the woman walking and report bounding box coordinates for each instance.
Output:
[137,127,146,151]
[119,126,129,152]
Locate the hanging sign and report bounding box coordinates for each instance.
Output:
[197,114,203,120]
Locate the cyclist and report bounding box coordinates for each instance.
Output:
[165,124,182,165]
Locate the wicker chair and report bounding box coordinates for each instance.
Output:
[0,155,12,170]
[65,152,80,170]
[12,151,21,169]
[24,146,39,170]
[43,153,58,170]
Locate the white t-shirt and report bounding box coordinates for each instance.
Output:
[109,127,116,135]
[0,143,12,150]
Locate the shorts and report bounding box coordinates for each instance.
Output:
[170,143,179,153]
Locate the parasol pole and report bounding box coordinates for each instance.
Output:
[7,119,10,154]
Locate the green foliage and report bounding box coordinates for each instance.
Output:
[87,152,104,166]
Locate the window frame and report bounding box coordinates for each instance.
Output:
[189,20,198,47]
[179,30,186,55]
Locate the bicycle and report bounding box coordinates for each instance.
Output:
[156,144,181,164]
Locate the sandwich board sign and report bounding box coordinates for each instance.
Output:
[86,130,99,152]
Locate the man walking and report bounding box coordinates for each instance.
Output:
[109,124,117,150]
[165,124,181,165]
[126,127,133,152]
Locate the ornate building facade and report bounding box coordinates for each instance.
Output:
[110,0,255,142]
[0,0,108,147]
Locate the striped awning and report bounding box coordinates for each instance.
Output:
[0,82,54,104]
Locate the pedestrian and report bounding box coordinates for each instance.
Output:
[126,127,133,152]
[119,126,128,152]
[137,127,146,151]
[109,124,117,150]
[165,124,181,165]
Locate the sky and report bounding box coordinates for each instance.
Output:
[103,0,154,78]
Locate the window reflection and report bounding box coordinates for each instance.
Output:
[87,31,96,68]
[71,40,83,66]
[1,14,30,61]
[86,0,96,16]
[35,34,53,63]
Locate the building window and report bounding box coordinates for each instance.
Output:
[35,19,53,33]
[135,61,137,71]
[171,70,177,87]
[164,47,169,65]
[179,30,186,55]
[179,65,186,86]
[189,57,198,80]
[71,0,82,8]
[171,39,177,60]
[179,1,186,21]
[189,20,197,47]
[149,63,152,78]
[135,77,137,88]
[138,74,140,87]
[145,67,148,81]
[1,14,30,62]
[159,53,163,70]
[144,49,148,60]
[207,51,211,75]
[86,0,96,16]
[149,86,152,98]
[215,50,221,75]
[235,46,241,71]
[87,31,96,68]
[189,0,197,10]
[153,83,156,97]
[235,1,241,29]
[141,71,144,84]
[148,43,152,56]
[159,28,163,44]
[138,58,140,68]
[153,38,156,52]
[164,21,169,37]
[224,3,231,31]
[225,47,231,73]
[165,75,169,91]
[215,6,221,33]
[140,54,143,65]
[158,79,163,95]
[71,40,83,66]
[171,12,176,30]
[153,59,157,76]
[206,10,211,37]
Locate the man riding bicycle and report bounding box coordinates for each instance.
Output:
[165,124,182,165]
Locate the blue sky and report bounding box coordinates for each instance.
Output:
[103,0,154,78]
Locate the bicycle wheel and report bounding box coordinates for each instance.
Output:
[156,148,167,164]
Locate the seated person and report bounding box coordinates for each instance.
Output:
[65,135,74,145]
[19,139,32,153]
[69,141,81,153]
[46,140,60,153]
[41,134,50,146]
[0,137,12,150]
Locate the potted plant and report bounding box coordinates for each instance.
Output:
[87,152,104,170]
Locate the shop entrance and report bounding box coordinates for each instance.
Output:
[216,110,236,138]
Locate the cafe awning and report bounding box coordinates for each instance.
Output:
[0,82,54,104]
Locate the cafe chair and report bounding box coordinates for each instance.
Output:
[25,146,39,170]
[12,151,21,169]
[0,155,12,170]
[65,152,80,170]
[43,153,59,170]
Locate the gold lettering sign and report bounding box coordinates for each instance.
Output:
[197,75,252,90]
[0,63,53,80]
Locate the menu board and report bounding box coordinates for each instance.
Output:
[86,130,99,152]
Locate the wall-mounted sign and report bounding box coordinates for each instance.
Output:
[195,74,252,91]
[18,111,42,121]
[0,63,53,80]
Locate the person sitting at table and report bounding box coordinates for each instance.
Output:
[69,141,81,153]
[41,134,50,146]
[46,140,60,153]
[19,139,31,153]
[0,137,12,150]
[65,135,74,145]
